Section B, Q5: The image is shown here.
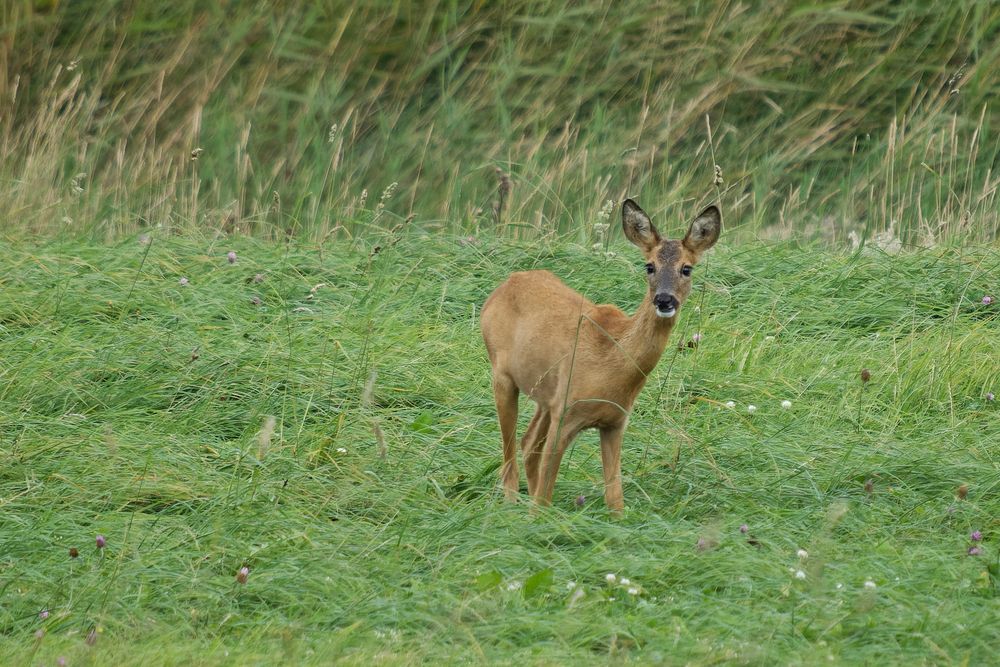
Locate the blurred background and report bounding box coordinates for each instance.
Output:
[2,0,998,243]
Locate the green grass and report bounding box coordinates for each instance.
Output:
[1,230,998,664]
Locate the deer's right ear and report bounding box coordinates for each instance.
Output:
[622,199,660,252]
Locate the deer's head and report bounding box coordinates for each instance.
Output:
[622,199,721,318]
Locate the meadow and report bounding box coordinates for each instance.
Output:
[1,1,1000,665]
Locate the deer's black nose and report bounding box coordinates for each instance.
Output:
[654,293,678,312]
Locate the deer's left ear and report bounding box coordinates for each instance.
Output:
[682,205,721,256]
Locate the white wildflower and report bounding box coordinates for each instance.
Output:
[336,447,347,455]
[747,404,757,414]
[725,401,736,409]
[864,580,877,590]
[797,549,808,559]
[605,573,617,584]
[795,570,806,580]
[781,400,792,409]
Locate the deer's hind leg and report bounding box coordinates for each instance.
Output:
[521,406,551,498]
[492,373,520,501]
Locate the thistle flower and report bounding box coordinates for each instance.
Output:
[691,332,702,343]
[860,368,871,383]
[69,547,79,559]
[39,609,49,620]
[968,546,982,556]
[96,534,106,549]
[987,392,995,402]
[739,524,748,534]
[178,277,189,286]
[971,530,982,542]
[983,295,993,305]
[575,495,586,507]
[227,251,237,264]
[253,273,265,284]
[236,566,249,584]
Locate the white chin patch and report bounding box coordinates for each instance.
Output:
[655,307,676,319]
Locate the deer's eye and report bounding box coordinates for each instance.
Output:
[680,265,693,277]
[645,263,655,275]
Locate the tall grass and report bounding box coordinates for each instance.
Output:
[2,1,998,242]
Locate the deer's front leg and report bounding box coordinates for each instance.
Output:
[537,417,580,506]
[599,424,625,514]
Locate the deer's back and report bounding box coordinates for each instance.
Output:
[481,270,629,400]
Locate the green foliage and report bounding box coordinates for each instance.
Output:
[0,232,997,663]
[1,1,999,241]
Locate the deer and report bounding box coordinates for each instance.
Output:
[480,199,721,512]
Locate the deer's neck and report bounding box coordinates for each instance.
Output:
[620,293,676,377]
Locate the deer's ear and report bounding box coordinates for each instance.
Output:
[622,199,660,252]
[682,205,721,256]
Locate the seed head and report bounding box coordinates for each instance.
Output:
[236,566,250,584]
[860,368,871,383]
[864,479,874,494]
[96,534,106,549]
[69,547,79,559]
[957,484,969,500]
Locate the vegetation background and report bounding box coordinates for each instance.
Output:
[1,1,998,665]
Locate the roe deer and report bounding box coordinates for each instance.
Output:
[480,199,721,512]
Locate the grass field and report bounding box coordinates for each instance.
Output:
[3,1,1000,664]
[1,230,998,664]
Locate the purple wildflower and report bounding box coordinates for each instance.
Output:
[575,495,586,507]
[236,566,250,584]
[227,251,237,264]
[739,524,749,534]
[968,546,982,556]
[987,392,995,402]
[96,534,106,549]
[971,530,982,542]
[178,277,189,286]
[983,295,993,305]
[39,609,49,620]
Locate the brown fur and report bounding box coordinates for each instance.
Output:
[480,200,721,512]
